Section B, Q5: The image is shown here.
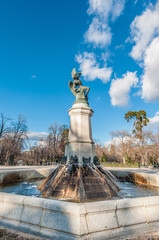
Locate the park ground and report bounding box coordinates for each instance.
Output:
[0,227,159,239]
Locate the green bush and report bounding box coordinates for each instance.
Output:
[125,154,131,163]
[100,153,107,162]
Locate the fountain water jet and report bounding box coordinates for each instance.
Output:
[38,68,121,201]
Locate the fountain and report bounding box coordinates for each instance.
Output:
[38,68,121,201]
[0,69,159,239]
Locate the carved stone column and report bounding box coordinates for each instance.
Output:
[65,103,95,165]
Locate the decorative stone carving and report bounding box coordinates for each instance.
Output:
[60,156,67,165]
[69,155,78,165]
[93,156,100,166]
[82,156,91,167]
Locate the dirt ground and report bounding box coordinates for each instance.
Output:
[0,227,159,240]
[0,228,46,240]
[123,231,159,240]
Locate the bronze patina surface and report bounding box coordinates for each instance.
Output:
[38,164,121,202]
[69,68,90,105]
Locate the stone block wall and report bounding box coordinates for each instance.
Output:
[0,192,159,239]
[0,167,55,185]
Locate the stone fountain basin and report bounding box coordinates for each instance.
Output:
[0,192,159,240]
[0,166,159,187]
[0,166,159,240]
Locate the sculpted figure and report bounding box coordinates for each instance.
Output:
[69,68,90,100]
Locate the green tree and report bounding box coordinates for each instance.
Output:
[124,110,149,137]
[61,128,69,143]
[100,152,107,163]
[125,110,149,165]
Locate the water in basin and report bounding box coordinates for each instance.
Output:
[0,180,159,199]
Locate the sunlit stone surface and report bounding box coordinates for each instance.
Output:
[38,165,121,201]
[38,69,121,201]
[65,104,95,164]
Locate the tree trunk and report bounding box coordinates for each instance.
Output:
[122,156,126,165]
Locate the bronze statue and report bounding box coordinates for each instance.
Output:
[37,68,121,202]
[69,68,90,100]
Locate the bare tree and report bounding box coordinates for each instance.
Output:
[0,113,11,138]
[143,130,159,165]
[110,130,130,164]
[45,123,68,162]
[1,115,28,165]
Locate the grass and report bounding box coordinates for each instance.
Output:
[101,162,139,168]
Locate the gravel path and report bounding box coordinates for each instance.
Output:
[0,227,159,239]
[0,228,47,240]
[123,231,159,240]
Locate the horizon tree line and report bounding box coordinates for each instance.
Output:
[0,113,69,165]
[0,111,159,166]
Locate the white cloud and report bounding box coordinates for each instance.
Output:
[142,37,159,101]
[87,0,125,21]
[27,131,48,141]
[76,52,112,83]
[88,0,112,19]
[84,18,111,48]
[105,137,125,148]
[149,111,159,126]
[31,75,37,79]
[75,0,125,86]
[129,2,159,103]
[105,136,138,148]
[36,140,47,147]
[130,2,159,60]
[85,0,125,48]
[111,0,125,21]
[109,71,139,107]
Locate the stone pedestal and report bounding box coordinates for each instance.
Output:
[38,101,121,201]
[65,103,95,165]
[38,71,121,201]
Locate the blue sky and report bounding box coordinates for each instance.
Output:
[0,0,159,144]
